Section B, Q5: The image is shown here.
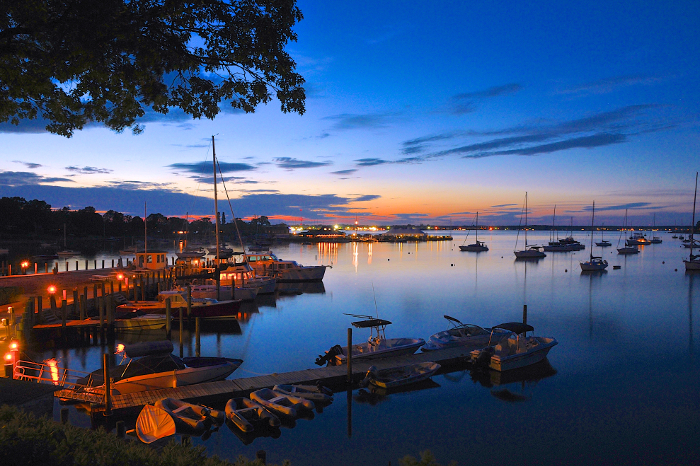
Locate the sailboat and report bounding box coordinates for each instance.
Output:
[459,212,489,252]
[514,192,546,259]
[684,172,700,271]
[595,223,611,247]
[617,209,639,255]
[580,202,608,271]
[57,223,80,257]
[649,214,663,244]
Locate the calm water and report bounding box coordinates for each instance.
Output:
[42,231,699,466]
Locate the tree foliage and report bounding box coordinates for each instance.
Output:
[0,0,305,136]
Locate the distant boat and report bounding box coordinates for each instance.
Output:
[684,172,700,272]
[580,201,608,272]
[595,223,612,247]
[459,212,489,252]
[649,214,663,244]
[514,192,546,259]
[617,209,640,255]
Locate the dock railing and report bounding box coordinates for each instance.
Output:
[12,358,95,391]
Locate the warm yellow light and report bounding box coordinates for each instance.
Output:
[116,273,124,280]
[46,358,59,384]
[115,343,125,354]
[21,261,29,268]
[47,285,56,294]
[9,340,19,351]
[4,353,11,362]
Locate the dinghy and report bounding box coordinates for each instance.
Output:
[360,362,441,389]
[135,397,224,443]
[250,388,315,418]
[225,397,280,433]
[272,384,334,405]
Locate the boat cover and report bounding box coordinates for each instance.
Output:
[351,318,392,328]
[493,322,534,334]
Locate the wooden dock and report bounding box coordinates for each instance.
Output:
[55,346,474,412]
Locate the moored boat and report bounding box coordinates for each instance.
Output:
[684,172,700,272]
[136,398,224,443]
[514,193,546,259]
[272,384,334,405]
[459,212,489,252]
[225,397,280,433]
[117,290,243,320]
[360,362,441,389]
[580,201,609,271]
[250,388,315,418]
[422,315,509,351]
[243,251,326,282]
[470,322,558,372]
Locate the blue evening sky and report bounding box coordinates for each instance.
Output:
[1,1,698,227]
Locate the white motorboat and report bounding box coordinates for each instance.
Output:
[580,201,608,272]
[225,397,280,433]
[459,212,489,252]
[243,251,326,282]
[189,283,259,302]
[360,362,441,389]
[514,192,546,259]
[470,322,558,372]
[250,388,315,418]
[316,315,425,366]
[220,261,277,294]
[117,290,243,320]
[73,340,242,395]
[422,315,510,351]
[113,312,169,330]
[684,172,700,272]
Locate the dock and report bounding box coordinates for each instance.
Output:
[55,346,474,412]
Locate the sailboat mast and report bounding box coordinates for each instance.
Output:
[475,212,479,242]
[590,201,595,259]
[690,172,698,258]
[213,136,220,265]
[144,201,147,254]
[525,192,528,247]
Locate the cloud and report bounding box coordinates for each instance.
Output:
[453,83,523,100]
[65,166,114,175]
[491,204,518,208]
[274,157,332,169]
[168,161,257,175]
[331,169,358,175]
[559,75,663,96]
[355,158,389,167]
[352,194,381,202]
[483,133,626,157]
[14,161,42,169]
[585,202,652,212]
[0,171,74,186]
[322,113,395,131]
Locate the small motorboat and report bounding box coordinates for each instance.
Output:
[272,384,334,405]
[225,397,280,433]
[316,314,425,366]
[73,340,242,395]
[250,388,315,418]
[360,362,441,389]
[422,315,510,351]
[136,398,224,443]
[470,322,558,372]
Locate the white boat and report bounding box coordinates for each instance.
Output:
[626,232,651,246]
[113,312,169,330]
[470,322,558,372]
[221,261,277,294]
[580,201,608,272]
[272,384,334,405]
[243,251,326,282]
[459,212,488,252]
[117,290,243,320]
[422,315,510,351]
[189,283,259,302]
[360,362,441,389]
[315,315,425,366]
[250,388,315,418]
[514,192,546,259]
[73,340,242,395]
[684,172,700,272]
[136,398,224,443]
[617,209,640,255]
[225,397,280,433]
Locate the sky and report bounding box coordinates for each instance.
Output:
[1,1,699,227]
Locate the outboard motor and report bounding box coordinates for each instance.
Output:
[359,366,378,388]
[315,345,344,366]
[474,346,495,368]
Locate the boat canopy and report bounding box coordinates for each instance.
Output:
[493,322,534,334]
[124,340,174,358]
[351,318,392,328]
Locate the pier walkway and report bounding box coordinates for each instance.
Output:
[55,345,474,412]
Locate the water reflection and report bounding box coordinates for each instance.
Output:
[470,359,557,403]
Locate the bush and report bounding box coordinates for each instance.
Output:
[0,405,275,466]
[0,286,23,305]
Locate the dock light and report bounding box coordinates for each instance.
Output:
[116,273,124,281]
[4,352,13,378]
[9,340,19,352]
[20,260,29,274]
[47,285,57,294]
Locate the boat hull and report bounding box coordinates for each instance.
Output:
[471,337,558,372]
[365,362,441,389]
[333,338,425,365]
[459,244,488,252]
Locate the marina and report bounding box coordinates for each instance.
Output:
[1,232,699,466]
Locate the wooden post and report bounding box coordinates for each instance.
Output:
[195,317,201,357]
[179,308,184,357]
[78,295,85,320]
[101,259,104,269]
[61,299,67,330]
[523,304,528,325]
[347,327,352,383]
[73,289,79,318]
[36,296,43,324]
[186,285,192,319]
[103,353,112,416]
[165,298,171,337]
[93,259,97,269]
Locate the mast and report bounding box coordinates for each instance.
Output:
[144,201,147,254]
[525,192,528,247]
[475,211,479,243]
[212,136,220,266]
[590,201,595,259]
[690,172,698,260]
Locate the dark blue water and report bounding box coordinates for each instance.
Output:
[46,232,700,466]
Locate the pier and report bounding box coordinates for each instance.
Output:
[54,345,474,412]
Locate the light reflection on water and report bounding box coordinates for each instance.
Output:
[46,232,699,466]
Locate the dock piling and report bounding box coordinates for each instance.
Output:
[347,328,352,384]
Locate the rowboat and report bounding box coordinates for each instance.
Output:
[250,388,315,418]
[136,398,224,443]
[225,397,280,433]
[361,362,441,389]
[272,384,334,405]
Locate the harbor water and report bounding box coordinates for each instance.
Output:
[35,231,699,466]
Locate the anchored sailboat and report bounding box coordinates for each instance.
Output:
[684,172,700,271]
[514,192,545,259]
[580,201,608,271]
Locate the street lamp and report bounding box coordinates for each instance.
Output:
[20,260,29,275]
